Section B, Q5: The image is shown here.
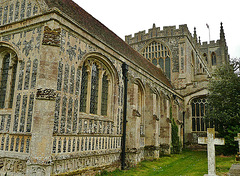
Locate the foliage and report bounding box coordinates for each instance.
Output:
[100,150,235,176]
[171,119,182,154]
[170,106,182,154]
[206,60,240,155]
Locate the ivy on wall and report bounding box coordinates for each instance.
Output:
[170,106,182,154]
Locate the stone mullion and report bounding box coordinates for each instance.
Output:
[107,78,112,118]
[86,66,92,114]
[97,70,103,115]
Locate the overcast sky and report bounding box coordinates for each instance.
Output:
[74,0,240,58]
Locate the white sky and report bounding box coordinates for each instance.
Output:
[74,0,240,58]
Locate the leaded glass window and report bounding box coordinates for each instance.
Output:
[79,58,112,117]
[90,63,99,114]
[142,41,171,79]
[191,97,211,132]
[80,65,88,112]
[0,49,18,109]
[101,73,108,116]
[0,54,10,108]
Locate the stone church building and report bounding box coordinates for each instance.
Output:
[0,0,229,175]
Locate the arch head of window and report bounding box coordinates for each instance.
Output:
[79,54,117,118]
[141,41,172,79]
[0,44,19,109]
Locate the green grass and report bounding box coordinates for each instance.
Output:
[100,150,236,176]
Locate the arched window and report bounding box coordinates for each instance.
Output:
[142,41,171,79]
[191,97,210,132]
[211,52,217,66]
[79,58,112,116]
[138,85,143,115]
[134,81,144,136]
[0,48,18,109]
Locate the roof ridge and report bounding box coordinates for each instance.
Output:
[44,0,173,88]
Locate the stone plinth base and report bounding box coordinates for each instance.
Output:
[125,148,144,167]
[144,145,160,160]
[229,164,240,176]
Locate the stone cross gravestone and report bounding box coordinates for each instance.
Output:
[198,128,225,176]
[234,133,240,153]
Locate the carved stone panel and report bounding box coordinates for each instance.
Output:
[36,88,57,100]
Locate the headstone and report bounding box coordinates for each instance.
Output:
[234,133,240,153]
[229,164,240,176]
[198,128,225,176]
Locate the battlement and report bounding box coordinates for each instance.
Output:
[125,24,192,44]
[125,24,222,49]
[201,40,220,47]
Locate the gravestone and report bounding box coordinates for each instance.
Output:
[229,133,240,175]
[229,164,240,176]
[198,128,225,176]
[234,133,240,153]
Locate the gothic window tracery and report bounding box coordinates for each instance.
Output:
[191,97,211,132]
[142,41,171,79]
[80,58,112,117]
[0,48,18,109]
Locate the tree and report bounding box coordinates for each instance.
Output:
[206,59,240,155]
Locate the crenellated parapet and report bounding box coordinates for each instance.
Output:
[125,24,194,45]
[201,40,221,48]
[125,24,224,51]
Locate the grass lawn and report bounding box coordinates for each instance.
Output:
[100,150,236,176]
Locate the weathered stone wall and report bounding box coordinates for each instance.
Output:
[125,23,229,148]
[0,1,185,175]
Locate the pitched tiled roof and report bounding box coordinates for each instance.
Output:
[44,0,173,88]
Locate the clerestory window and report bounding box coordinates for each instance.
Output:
[0,48,18,109]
